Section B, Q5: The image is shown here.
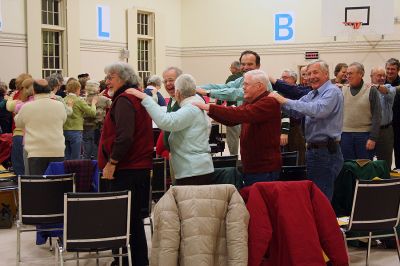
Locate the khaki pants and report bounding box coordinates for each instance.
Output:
[226,125,241,155]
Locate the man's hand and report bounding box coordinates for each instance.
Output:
[280,134,288,146]
[125,88,147,99]
[196,88,208,96]
[192,101,210,112]
[366,139,376,150]
[268,91,288,104]
[269,76,277,85]
[102,162,116,180]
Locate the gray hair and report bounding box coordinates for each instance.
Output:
[147,75,162,87]
[282,69,298,80]
[46,75,60,89]
[244,69,272,91]
[175,74,196,98]
[349,62,365,75]
[163,66,183,78]
[231,61,241,69]
[104,62,140,85]
[308,60,330,75]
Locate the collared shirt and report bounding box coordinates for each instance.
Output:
[377,84,396,126]
[283,80,343,142]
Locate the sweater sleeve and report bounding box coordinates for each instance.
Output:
[209,96,280,125]
[110,97,135,161]
[368,87,382,141]
[78,99,97,117]
[273,80,311,100]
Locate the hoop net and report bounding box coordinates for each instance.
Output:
[342,21,363,42]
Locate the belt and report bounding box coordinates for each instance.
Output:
[307,141,339,150]
[380,123,392,129]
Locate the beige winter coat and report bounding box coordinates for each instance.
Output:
[150,184,249,266]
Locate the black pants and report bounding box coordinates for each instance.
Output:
[393,124,400,169]
[109,169,150,266]
[28,157,64,175]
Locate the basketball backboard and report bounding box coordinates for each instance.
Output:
[321,0,394,37]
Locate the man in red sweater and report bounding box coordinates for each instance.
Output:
[194,69,282,186]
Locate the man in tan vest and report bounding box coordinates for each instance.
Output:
[341,62,382,160]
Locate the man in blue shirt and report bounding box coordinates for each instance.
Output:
[269,60,344,201]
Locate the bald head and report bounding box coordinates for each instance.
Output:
[370,67,386,85]
[33,79,51,94]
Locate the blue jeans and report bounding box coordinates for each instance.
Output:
[64,130,82,160]
[341,132,374,160]
[11,135,24,175]
[306,145,344,201]
[82,129,98,160]
[243,171,280,186]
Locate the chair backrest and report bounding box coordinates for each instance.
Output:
[151,158,166,193]
[64,190,131,251]
[212,155,238,168]
[279,165,307,181]
[18,174,75,225]
[348,178,400,231]
[281,151,298,166]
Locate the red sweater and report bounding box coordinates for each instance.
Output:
[209,91,281,173]
[240,181,349,266]
[98,92,153,170]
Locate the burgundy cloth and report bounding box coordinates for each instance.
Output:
[209,91,282,174]
[98,92,153,170]
[155,131,169,159]
[64,160,94,192]
[240,181,349,266]
[0,133,12,164]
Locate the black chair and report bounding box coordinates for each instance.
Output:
[151,158,167,201]
[212,155,238,168]
[209,123,225,155]
[342,178,400,265]
[56,190,132,266]
[281,151,299,166]
[142,171,154,236]
[279,165,307,181]
[16,174,75,265]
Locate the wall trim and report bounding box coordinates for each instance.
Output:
[166,39,400,57]
[0,32,27,48]
[80,39,126,54]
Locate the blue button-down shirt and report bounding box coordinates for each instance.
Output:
[283,80,343,142]
[378,84,396,126]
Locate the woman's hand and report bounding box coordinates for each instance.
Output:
[126,88,147,100]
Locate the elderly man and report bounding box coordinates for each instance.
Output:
[269,60,343,201]
[371,67,396,169]
[127,74,214,185]
[385,58,400,170]
[99,62,153,266]
[15,79,66,175]
[341,62,381,161]
[194,69,281,186]
[331,63,348,87]
[281,69,298,85]
[300,65,309,86]
[162,66,183,150]
[144,74,166,106]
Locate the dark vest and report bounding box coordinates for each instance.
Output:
[98,92,153,170]
[163,98,180,150]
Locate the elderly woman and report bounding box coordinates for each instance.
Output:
[143,74,166,106]
[126,74,214,185]
[98,62,153,266]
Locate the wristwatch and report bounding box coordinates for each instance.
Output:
[108,159,118,165]
[206,90,211,97]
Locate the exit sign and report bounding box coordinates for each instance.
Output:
[305,51,319,60]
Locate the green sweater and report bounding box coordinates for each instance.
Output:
[63,94,96,130]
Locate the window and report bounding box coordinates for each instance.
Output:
[41,0,64,78]
[137,12,154,82]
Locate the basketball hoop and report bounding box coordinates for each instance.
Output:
[342,21,363,30]
[342,21,363,42]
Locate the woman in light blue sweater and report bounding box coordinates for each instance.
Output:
[127,74,214,185]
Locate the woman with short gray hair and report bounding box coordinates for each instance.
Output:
[144,75,166,106]
[126,74,214,185]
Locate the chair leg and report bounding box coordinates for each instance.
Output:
[76,252,80,266]
[150,217,154,236]
[49,237,53,252]
[127,244,133,266]
[96,251,100,266]
[16,221,21,265]
[119,247,123,266]
[366,232,372,266]
[394,227,400,262]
